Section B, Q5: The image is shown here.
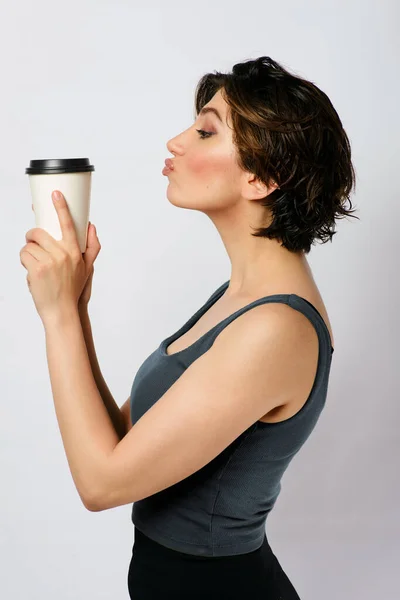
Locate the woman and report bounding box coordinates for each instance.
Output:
[22,56,356,599]
[124,56,357,598]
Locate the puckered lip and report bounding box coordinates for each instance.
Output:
[164,158,174,169]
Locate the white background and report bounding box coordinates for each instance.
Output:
[1,0,398,598]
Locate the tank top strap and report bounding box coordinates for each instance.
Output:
[206,286,334,361]
[204,281,231,305]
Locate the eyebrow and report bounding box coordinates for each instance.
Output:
[199,106,224,124]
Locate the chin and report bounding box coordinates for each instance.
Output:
[165,185,221,213]
[166,185,184,207]
[165,187,196,210]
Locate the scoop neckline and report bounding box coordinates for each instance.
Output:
[159,281,335,358]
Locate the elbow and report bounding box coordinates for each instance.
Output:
[83,494,104,512]
[80,486,105,512]
[84,487,136,511]
[81,462,112,512]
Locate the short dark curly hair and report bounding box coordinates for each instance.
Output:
[194,56,358,254]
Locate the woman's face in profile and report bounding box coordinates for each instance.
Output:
[165,89,246,213]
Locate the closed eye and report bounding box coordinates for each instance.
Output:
[196,129,214,139]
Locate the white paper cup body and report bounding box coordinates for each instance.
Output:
[28,172,92,253]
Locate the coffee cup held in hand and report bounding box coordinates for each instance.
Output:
[25,158,95,253]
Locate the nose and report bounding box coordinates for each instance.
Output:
[166,126,190,156]
[166,137,179,156]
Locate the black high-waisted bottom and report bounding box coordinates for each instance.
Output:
[127,526,301,599]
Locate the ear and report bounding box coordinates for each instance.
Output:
[242,173,279,201]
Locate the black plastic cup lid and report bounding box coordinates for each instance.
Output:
[25,158,95,175]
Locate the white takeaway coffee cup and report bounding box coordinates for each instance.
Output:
[25,158,95,253]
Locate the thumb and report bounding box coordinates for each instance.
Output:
[83,222,101,269]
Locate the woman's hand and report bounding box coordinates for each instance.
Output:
[21,191,101,324]
[31,201,101,310]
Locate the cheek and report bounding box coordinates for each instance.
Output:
[186,152,232,178]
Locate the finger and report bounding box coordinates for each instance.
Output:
[22,242,50,263]
[20,246,39,271]
[52,191,80,251]
[82,223,101,270]
[25,228,65,259]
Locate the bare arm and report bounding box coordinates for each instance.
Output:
[43,307,124,508]
[79,305,127,440]
[120,396,133,433]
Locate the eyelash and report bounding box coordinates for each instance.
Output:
[196,129,214,139]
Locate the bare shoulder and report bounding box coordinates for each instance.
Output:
[214,300,320,355]
[210,301,321,409]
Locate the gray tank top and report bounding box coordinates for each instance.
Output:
[129,280,334,557]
